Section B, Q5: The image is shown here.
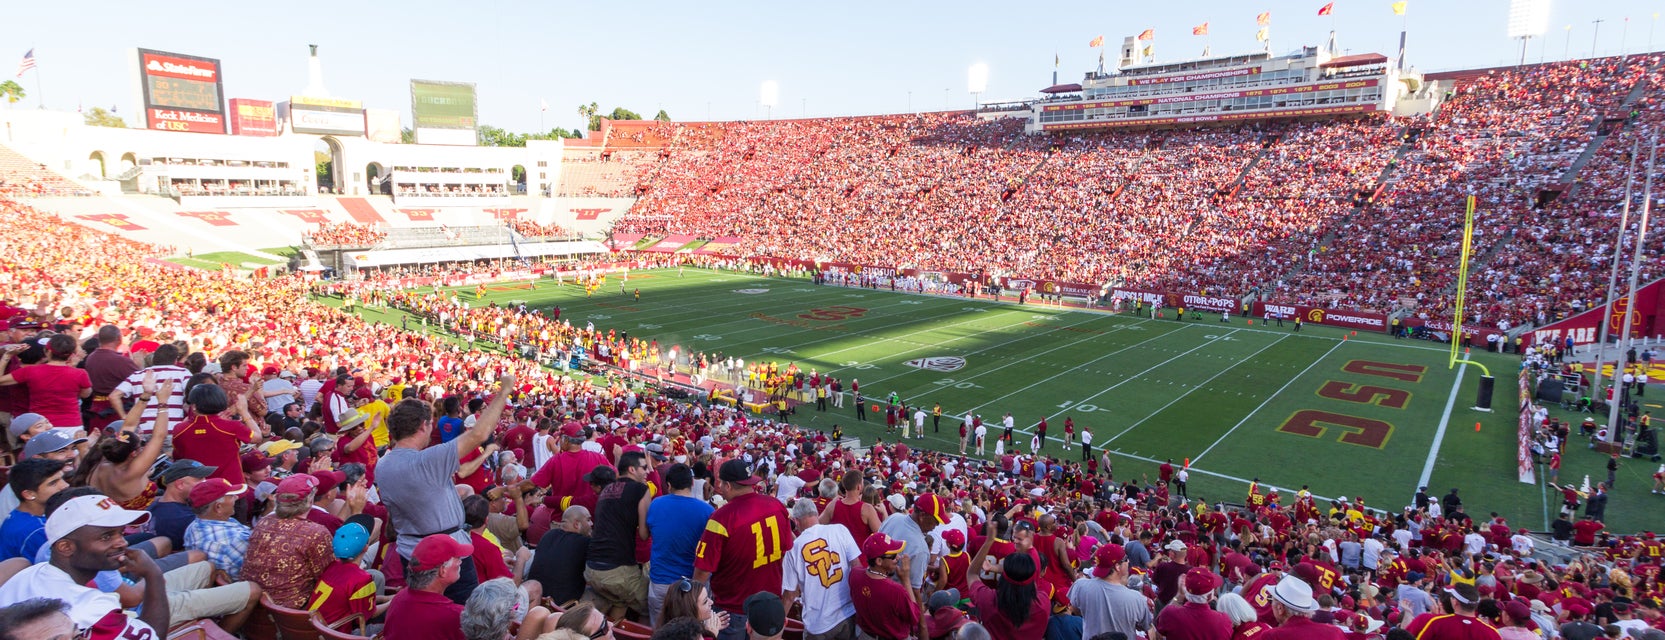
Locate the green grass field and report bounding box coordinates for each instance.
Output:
[347,267,1659,532]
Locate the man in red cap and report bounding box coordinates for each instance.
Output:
[522,420,610,508]
[382,534,472,640]
[694,458,794,640]
[849,532,923,640]
[1070,543,1153,640]
[241,474,334,609]
[1153,567,1231,640]
[878,492,948,602]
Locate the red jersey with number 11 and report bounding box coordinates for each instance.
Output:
[695,491,795,612]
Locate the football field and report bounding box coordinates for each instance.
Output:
[345,267,1656,532]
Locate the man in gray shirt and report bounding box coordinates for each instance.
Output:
[1395,571,1435,619]
[1069,544,1152,640]
[375,373,513,605]
[876,492,948,598]
[1124,530,1154,571]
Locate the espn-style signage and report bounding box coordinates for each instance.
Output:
[1252,302,1387,332]
[1042,79,1380,112]
[228,99,276,136]
[1125,66,1260,86]
[1526,277,1665,348]
[1044,103,1378,132]
[137,48,226,134]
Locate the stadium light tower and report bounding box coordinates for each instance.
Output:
[1506,0,1551,65]
[968,63,989,109]
[760,81,779,120]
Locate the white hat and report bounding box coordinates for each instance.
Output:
[886,494,907,511]
[46,495,152,546]
[1271,575,1317,613]
[1165,540,1188,552]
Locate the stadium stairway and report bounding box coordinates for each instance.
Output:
[0,143,94,196]
[1561,57,1662,199]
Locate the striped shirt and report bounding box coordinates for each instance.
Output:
[112,365,192,430]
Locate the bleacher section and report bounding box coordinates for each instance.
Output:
[0,144,94,196]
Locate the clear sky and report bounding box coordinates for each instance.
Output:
[10,0,1665,134]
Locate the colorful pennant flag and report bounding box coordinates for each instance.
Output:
[1257,11,1272,25]
[1318,2,1334,16]
[1141,45,1154,57]
[1256,27,1270,42]
[1193,23,1210,36]
[1137,28,1155,41]
[1391,1,1406,15]
[1089,35,1104,47]
[16,49,35,79]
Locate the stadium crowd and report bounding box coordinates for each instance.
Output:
[611,55,1665,334]
[304,222,389,248]
[0,182,1661,640]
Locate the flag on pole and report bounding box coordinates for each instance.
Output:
[1318,2,1334,15]
[1193,23,1209,36]
[1137,28,1155,40]
[1141,45,1154,57]
[1257,11,1272,25]
[540,99,549,112]
[1054,53,1060,67]
[16,49,36,79]
[1256,27,1270,42]
[1391,1,1407,15]
[1089,35,1104,47]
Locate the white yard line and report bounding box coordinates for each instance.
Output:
[1097,334,1290,447]
[1190,338,1349,465]
[959,324,1201,416]
[1416,365,1468,491]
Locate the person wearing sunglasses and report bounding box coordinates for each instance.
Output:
[661,577,729,637]
[552,601,614,640]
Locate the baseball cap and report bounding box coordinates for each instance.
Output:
[7,317,41,330]
[561,422,585,439]
[240,452,271,474]
[862,532,907,559]
[312,470,346,493]
[279,369,298,379]
[1271,574,1317,613]
[45,495,151,546]
[410,533,473,571]
[1503,599,1531,621]
[941,528,966,549]
[1165,539,1187,552]
[259,440,303,456]
[927,588,962,611]
[914,493,949,526]
[23,431,87,459]
[333,522,371,560]
[1092,544,1127,578]
[743,592,786,637]
[8,412,45,439]
[275,474,319,503]
[187,479,247,508]
[1185,567,1221,595]
[1405,571,1425,583]
[161,459,219,485]
[719,459,762,486]
[261,364,281,376]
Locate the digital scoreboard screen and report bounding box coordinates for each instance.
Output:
[146,75,221,112]
[137,48,226,134]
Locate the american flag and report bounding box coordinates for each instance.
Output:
[16,49,35,79]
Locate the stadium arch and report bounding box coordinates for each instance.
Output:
[88,151,107,178]
[365,161,387,195]
[317,136,346,193]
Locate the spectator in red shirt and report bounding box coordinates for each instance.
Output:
[383,534,472,640]
[1403,583,1502,640]
[171,378,264,487]
[307,517,389,627]
[0,334,92,433]
[968,516,1050,640]
[850,532,922,640]
[1153,567,1232,640]
[1260,574,1344,640]
[1573,515,1604,546]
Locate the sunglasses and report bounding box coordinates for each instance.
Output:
[677,577,705,593]
[589,620,612,639]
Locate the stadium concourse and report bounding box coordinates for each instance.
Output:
[0,62,1663,640]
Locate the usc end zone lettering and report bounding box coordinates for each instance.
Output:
[1316,381,1410,409]
[1277,409,1393,449]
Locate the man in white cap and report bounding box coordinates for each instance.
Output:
[1152,540,1191,609]
[1403,582,1501,640]
[0,495,171,633]
[1261,574,1344,640]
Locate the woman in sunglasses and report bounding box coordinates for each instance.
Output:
[660,578,730,638]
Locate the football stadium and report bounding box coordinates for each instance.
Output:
[0,2,1662,639]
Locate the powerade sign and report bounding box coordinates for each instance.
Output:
[137,48,226,134]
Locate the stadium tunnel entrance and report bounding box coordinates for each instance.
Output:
[317,136,345,193]
[366,161,387,195]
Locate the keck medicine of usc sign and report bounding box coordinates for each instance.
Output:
[137,48,227,134]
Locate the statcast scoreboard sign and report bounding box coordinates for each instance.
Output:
[137,48,226,134]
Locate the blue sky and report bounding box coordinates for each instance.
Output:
[11,0,1665,134]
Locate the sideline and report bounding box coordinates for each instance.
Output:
[1416,365,1469,491]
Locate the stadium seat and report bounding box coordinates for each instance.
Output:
[309,613,374,640]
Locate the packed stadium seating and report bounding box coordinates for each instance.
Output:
[0,143,95,197]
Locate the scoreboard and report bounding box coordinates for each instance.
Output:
[136,48,227,134]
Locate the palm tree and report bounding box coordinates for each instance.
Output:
[0,81,25,107]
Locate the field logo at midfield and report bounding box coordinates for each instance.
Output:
[904,356,966,372]
[735,288,770,294]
